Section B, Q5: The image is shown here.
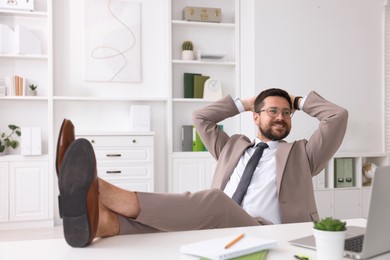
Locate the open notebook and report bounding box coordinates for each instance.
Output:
[180,234,277,260]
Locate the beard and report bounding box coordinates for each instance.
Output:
[259,120,291,141]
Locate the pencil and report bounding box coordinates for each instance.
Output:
[224,233,245,249]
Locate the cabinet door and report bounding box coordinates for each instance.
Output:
[9,161,49,222]
[0,162,9,222]
[314,190,333,219]
[362,188,372,218]
[334,189,362,219]
[172,158,206,193]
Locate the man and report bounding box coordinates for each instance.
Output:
[56,88,348,247]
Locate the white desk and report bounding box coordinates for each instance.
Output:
[0,218,389,260]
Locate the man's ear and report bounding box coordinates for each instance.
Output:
[253,111,260,124]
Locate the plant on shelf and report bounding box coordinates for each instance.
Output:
[28,84,38,96]
[181,40,194,60]
[0,125,21,154]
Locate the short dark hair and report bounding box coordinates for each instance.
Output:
[254,88,292,112]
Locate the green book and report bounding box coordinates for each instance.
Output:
[200,250,268,260]
[334,158,354,188]
[193,127,206,152]
[183,73,201,98]
[193,75,210,98]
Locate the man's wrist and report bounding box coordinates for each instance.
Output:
[294,96,303,110]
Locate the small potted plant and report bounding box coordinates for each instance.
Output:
[313,217,347,260]
[0,125,21,155]
[28,84,38,96]
[182,40,194,60]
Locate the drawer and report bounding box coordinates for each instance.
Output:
[100,178,154,192]
[97,162,153,179]
[77,135,153,147]
[94,147,153,162]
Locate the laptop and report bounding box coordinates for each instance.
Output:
[289,165,390,259]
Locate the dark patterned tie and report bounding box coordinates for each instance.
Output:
[232,142,269,205]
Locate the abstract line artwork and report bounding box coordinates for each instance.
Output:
[84,0,141,82]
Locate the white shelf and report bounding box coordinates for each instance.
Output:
[53,96,168,102]
[0,96,49,101]
[0,9,47,17]
[0,54,48,60]
[172,98,216,103]
[172,59,235,66]
[172,20,235,28]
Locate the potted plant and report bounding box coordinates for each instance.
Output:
[313,217,347,260]
[28,84,38,96]
[182,40,194,60]
[0,125,21,155]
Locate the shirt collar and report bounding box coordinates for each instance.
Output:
[254,138,279,150]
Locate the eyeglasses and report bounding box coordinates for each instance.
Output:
[256,107,294,119]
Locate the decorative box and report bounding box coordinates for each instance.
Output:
[182,7,221,23]
[0,0,34,11]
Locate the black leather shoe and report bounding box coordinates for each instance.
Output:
[58,138,99,247]
[56,119,75,176]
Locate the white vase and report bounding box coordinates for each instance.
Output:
[313,228,346,260]
[181,50,194,60]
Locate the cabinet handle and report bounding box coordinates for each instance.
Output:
[106,154,122,157]
[91,139,95,144]
[106,171,121,174]
[132,139,136,143]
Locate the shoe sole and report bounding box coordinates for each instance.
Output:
[56,119,74,175]
[59,138,97,247]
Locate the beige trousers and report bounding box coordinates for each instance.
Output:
[118,189,262,235]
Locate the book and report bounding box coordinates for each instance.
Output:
[194,75,210,98]
[183,72,201,98]
[182,125,193,151]
[180,234,277,260]
[193,127,206,152]
[201,250,268,260]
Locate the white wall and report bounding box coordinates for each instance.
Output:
[53,0,170,192]
[242,0,384,153]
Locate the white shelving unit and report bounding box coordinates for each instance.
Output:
[0,0,53,230]
[168,0,240,192]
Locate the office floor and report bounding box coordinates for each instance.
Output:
[0,225,63,242]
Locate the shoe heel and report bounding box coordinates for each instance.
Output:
[63,214,91,247]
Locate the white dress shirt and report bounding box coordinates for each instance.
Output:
[223,140,281,224]
[225,96,306,224]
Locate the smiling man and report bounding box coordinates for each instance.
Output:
[56,88,348,247]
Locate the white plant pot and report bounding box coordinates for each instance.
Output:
[313,228,346,260]
[181,50,194,60]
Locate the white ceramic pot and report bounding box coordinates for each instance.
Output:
[313,228,346,260]
[181,50,194,60]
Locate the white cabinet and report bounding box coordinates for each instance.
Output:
[76,132,155,192]
[172,153,216,193]
[313,152,389,219]
[0,157,50,230]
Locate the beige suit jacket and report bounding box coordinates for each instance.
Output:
[192,91,348,223]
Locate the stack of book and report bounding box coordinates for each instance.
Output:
[182,125,223,152]
[183,72,210,98]
[4,75,26,96]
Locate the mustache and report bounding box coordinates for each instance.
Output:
[270,120,288,127]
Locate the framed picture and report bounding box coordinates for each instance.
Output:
[84,0,141,83]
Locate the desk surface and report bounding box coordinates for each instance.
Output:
[0,218,389,260]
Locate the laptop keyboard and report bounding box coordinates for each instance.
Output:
[345,235,365,253]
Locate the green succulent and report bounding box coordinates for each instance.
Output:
[29,84,38,91]
[182,41,193,51]
[0,125,21,153]
[314,217,347,231]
